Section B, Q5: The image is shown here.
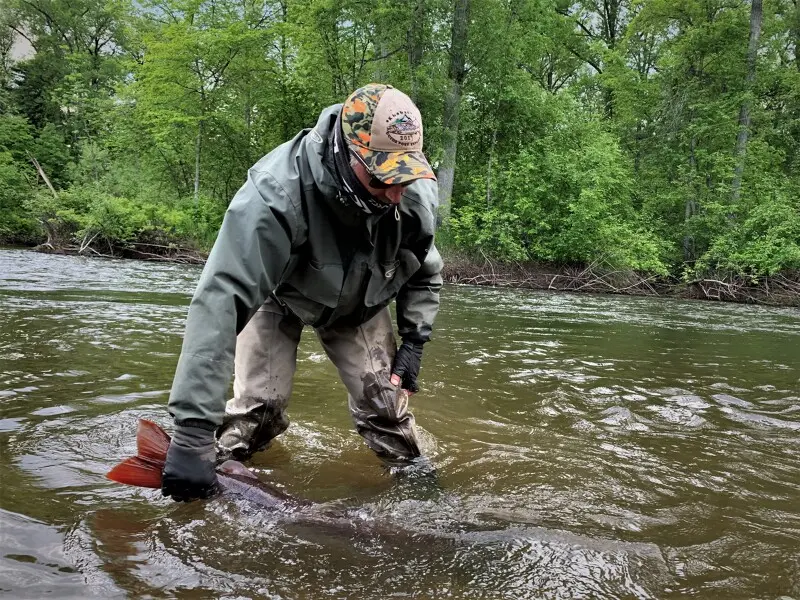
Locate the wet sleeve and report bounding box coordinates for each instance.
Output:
[396,243,443,344]
[395,179,443,345]
[167,168,298,427]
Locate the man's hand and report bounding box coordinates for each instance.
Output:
[390,341,424,393]
[162,423,219,502]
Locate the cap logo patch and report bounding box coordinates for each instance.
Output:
[385,111,421,148]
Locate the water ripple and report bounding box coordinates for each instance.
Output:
[2,250,800,598]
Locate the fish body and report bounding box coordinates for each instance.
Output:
[107,420,433,544]
[107,419,308,512]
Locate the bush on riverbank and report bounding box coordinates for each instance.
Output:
[13,185,223,262]
[5,196,798,305]
[3,0,799,305]
[449,108,669,276]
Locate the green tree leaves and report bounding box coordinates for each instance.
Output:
[454,101,667,272]
[0,0,796,280]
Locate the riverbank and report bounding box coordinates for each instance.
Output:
[442,254,800,307]
[29,239,207,265]
[13,242,800,307]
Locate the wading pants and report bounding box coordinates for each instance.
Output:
[221,300,422,462]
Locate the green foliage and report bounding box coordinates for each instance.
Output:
[0,116,37,241]
[64,186,146,246]
[453,101,668,273]
[0,0,797,283]
[0,114,34,159]
[21,182,225,252]
[32,124,70,188]
[698,190,800,278]
[67,141,110,185]
[691,140,800,277]
[7,53,68,130]
[0,151,37,240]
[22,189,82,246]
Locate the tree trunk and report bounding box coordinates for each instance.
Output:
[407,0,426,103]
[602,0,620,119]
[280,0,290,142]
[28,153,58,198]
[437,0,470,228]
[373,40,388,83]
[244,90,252,165]
[684,136,699,262]
[194,120,203,207]
[486,125,497,208]
[793,0,800,72]
[731,0,763,206]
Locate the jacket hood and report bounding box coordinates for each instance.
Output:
[304,105,390,227]
[304,104,341,200]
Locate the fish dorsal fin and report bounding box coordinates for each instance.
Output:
[137,419,171,466]
[218,460,259,480]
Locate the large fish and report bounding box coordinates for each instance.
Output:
[107,419,309,511]
[107,419,449,545]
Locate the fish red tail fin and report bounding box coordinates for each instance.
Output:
[107,419,171,489]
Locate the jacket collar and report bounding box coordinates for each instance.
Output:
[304,104,390,233]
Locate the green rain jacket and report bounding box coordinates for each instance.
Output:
[168,105,443,427]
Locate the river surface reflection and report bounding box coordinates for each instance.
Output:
[1,248,799,599]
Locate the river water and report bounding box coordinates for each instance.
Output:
[0,247,799,599]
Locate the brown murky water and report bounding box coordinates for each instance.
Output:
[1,248,799,599]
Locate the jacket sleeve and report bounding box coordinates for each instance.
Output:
[168,168,299,427]
[395,179,443,345]
[396,243,443,344]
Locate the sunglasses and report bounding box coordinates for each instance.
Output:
[350,150,395,189]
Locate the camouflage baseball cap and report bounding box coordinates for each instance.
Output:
[341,83,436,186]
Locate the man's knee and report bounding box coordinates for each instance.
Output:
[355,371,407,421]
[348,385,420,461]
[216,402,290,462]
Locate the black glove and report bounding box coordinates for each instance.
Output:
[391,341,424,393]
[162,423,219,502]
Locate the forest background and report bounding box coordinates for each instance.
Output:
[1,0,798,301]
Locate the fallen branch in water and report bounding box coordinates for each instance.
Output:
[31,240,207,265]
[122,241,206,264]
[687,273,800,305]
[79,231,100,254]
[124,248,205,264]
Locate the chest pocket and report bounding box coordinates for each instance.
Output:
[277,258,344,324]
[364,248,421,308]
